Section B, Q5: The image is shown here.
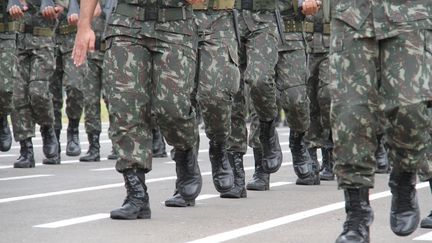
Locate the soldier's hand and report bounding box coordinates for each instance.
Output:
[8,1,28,19]
[93,2,102,17]
[72,25,96,67]
[42,4,64,20]
[302,0,319,16]
[185,0,205,5]
[68,13,79,26]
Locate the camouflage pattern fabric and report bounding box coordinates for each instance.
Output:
[50,47,64,131]
[82,15,108,135]
[104,4,198,172]
[11,0,58,141]
[330,0,432,188]
[0,35,17,118]
[195,11,240,143]
[227,9,279,153]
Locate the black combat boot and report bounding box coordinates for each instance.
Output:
[290,131,319,185]
[389,168,420,236]
[209,140,234,193]
[375,134,390,174]
[110,169,151,219]
[320,148,335,181]
[66,118,81,156]
[152,128,167,158]
[80,133,100,162]
[43,129,61,165]
[336,188,373,243]
[421,180,432,228]
[246,148,270,191]
[0,116,12,152]
[220,152,247,198]
[259,118,282,173]
[40,126,59,159]
[165,189,196,207]
[13,138,35,168]
[108,146,119,160]
[171,148,202,200]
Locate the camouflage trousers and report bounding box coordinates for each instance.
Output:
[63,50,84,121]
[83,51,108,134]
[227,10,279,153]
[195,11,240,143]
[248,37,309,148]
[305,52,332,149]
[0,35,17,117]
[104,34,198,172]
[330,29,432,189]
[12,35,56,141]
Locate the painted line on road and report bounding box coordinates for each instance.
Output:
[0,174,54,181]
[0,162,292,204]
[270,182,293,187]
[0,158,109,170]
[91,167,116,172]
[0,154,17,158]
[187,182,430,243]
[414,231,432,241]
[9,140,112,150]
[34,213,110,228]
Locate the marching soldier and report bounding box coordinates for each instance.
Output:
[8,0,65,168]
[74,0,204,219]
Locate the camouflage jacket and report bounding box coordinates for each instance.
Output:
[332,0,432,40]
[0,1,18,38]
[17,0,68,28]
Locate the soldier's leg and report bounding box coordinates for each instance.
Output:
[0,38,16,152]
[11,49,35,168]
[330,35,378,242]
[104,36,152,220]
[277,48,318,185]
[63,51,85,156]
[152,38,201,206]
[80,57,103,162]
[245,24,282,174]
[315,56,335,180]
[196,20,240,194]
[29,46,58,161]
[43,50,63,165]
[418,107,432,228]
[381,30,432,236]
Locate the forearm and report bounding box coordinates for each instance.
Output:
[78,0,98,28]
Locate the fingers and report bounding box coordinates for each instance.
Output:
[41,6,56,20]
[68,14,79,26]
[9,5,24,19]
[302,0,319,15]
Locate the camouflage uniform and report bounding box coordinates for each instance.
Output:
[192,1,242,196]
[304,8,331,150]
[11,0,58,141]
[0,3,17,121]
[228,0,280,155]
[331,0,432,240]
[330,0,432,189]
[104,0,201,210]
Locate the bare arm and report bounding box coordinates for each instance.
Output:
[72,0,98,67]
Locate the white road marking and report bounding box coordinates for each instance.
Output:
[0,174,54,181]
[187,182,430,243]
[0,154,17,158]
[0,158,109,170]
[34,213,110,228]
[414,231,432,241]
[0,162,293,203]
[270,182,294,187]
[91,167,116,172]
[9,140,112,150]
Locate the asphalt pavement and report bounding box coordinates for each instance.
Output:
[0,124,431,243]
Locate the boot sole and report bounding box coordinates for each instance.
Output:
[80,157,101,162]
[165,200,195,207]
[220,189,247,199]
[246,185,269,191]
[66,151,81,157]
[13,162,35,168]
